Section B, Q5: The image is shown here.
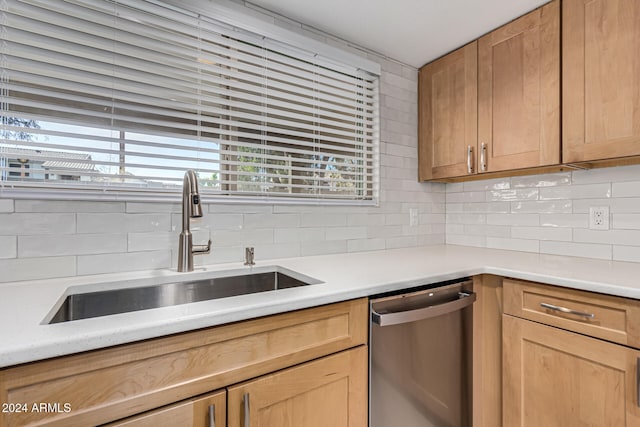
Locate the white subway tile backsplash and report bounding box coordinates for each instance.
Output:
[301,240,347,256]
[487,188,538,202]
[511,201,572,214]
[0,256,76,283]
[0,236,17,259]
[445,213,486,225]
[127,203,181,213]
[197,214,244,230]
[540,214,589,228]
[325,227,367,241]
[0,199,14,213]
[540,241,612,260]
[243,213,299,229]
[252,243,300,260]
[613,246,640,263]
[511,172,571,188]
[612,214,640,230]
[486,214,539,226]
[446,191,486,203]
[612,181,640,198]
[347,214,386,227]
[19,234,127,257]
[347,238,386,252]
[446,234,486,247]
[0,214,75,235]
[486,237,539,253]
[464,224,511,238]
[386,235,418,249]
[77,251,171,275]
[300,213,347,227]
[462,178,510,191]
[212,228,273,247]
[78,213,170,234]
[446,166,640,262]
[572,165,640,184]
[15,200,125,213]
[128,232,177,252]
[573,229,640,246]
[511,226,572,241]
[539,183,611,200]
[274,227,325,243]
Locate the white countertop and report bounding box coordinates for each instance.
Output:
[2,244,640,368]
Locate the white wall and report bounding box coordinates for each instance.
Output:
[445,165,640,262]
[0,2,445,283]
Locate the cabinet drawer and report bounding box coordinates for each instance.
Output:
[102,390,225,427]
[503,279,640,348]
[0,298,367,427]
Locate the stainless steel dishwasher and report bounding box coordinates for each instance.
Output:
[369,279,476,427]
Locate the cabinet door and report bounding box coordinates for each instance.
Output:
[563,0,640,163]
[227,347,367,427]
[418,42,477,180]
[503,315,640,426]
[103,390,225,427]
[478,0,559,173]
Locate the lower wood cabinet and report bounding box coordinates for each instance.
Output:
[503,314,640,426]
[228,347,367,427]
[503,279,640,426]
[0,298,368,427]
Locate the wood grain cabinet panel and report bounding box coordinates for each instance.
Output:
[564,0,640,163]
[478,0,560,173]
[227,347,367,427]
[503,314,640,426]
[418,42,477,180]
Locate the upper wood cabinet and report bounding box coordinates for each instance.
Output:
[563,0,640,163]
[478,0,560,173]
[418,42,477,181]
[418,0,560,180]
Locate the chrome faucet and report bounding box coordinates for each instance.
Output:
[177,170,211,272]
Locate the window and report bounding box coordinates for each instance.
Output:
[0,0,379,204]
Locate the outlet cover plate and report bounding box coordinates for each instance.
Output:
[589,206,610,230]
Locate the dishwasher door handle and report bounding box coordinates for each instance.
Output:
[371,291,476,327]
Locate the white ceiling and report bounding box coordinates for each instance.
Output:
[248,0,550,68]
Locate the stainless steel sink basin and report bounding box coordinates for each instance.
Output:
[48,267,321,324]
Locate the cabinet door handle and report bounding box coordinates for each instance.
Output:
[467,145,474,173]
[539,302,595,319]
[243,393,250,427]
[208,404,215,427]
[480,143,487,172]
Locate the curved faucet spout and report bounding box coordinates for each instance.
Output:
[178,170,209,272]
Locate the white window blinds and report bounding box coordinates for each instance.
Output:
[0,0,379,203]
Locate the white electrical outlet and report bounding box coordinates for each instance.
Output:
[589,206,610,230]
[409,208,418,226]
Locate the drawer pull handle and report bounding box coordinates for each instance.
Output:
[540,302,595,319]
[208,404,215,427]
[244,393,250,427]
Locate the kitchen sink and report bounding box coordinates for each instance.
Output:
[48,267,321,324]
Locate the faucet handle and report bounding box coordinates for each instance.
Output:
[193,239,211,255]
